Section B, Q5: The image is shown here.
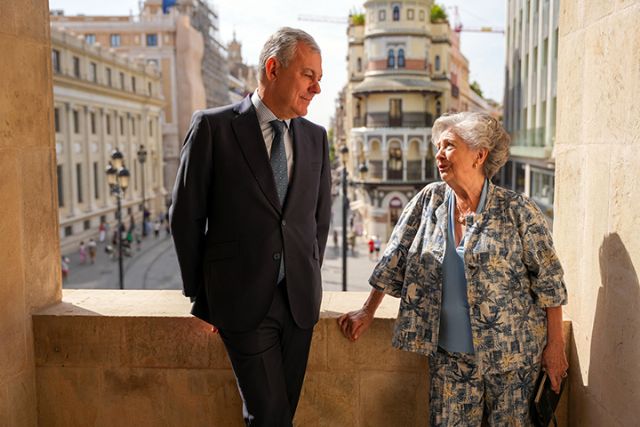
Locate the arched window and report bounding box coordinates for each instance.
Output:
[435,55,441,71]
[357,57,362,72]
[388,140,403,180]
[387,49,395,68]
[436,100,442,117]
[393,6,400,21]
[397,49,406,68]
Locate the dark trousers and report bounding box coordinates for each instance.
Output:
[218,282,314,427]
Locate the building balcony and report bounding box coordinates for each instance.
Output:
[355,112,434,128]
[33,289,571,425]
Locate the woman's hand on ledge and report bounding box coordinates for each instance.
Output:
[338,308,374,341]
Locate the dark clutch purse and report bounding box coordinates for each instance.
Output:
[531,371,566,427]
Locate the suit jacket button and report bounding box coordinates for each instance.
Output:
[273,253,281,260]
[281,220,287,226]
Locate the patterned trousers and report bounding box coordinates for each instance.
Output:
[429,348,540,427]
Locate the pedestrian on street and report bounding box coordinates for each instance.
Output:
[368,237,375,260]
[170,28,330,426]
[154,220,161,238]
[98,221,106,243]
[87,238,97,264]
[61,256,70,280]
[373,235,381,260]
[333,229,338,248]
[78,241,87,264]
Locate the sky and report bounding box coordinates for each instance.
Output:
[48,0,506,130]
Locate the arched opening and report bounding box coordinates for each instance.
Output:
[397,48,406,68]
[389,197,403,227]
[407,139,421,181]
[387,140,403,181]
[393,6,400,21]
[368,139,383,180]
[387,49,395,68]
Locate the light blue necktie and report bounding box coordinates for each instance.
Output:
[270,120,288,283]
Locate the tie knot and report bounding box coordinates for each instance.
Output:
[270,120,286,136]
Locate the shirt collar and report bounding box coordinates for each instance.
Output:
[251,91,291,129]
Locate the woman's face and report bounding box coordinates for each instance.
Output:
[435,128,483,186]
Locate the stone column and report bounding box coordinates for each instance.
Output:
[554,2,640,425]
[0,3,61,423]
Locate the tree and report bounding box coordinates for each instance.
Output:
[470,81,484,98]
[350,13,365,26]
[430,4,448,22]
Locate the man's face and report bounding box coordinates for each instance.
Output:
[264,42,322,119]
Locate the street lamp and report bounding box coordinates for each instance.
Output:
[339,145,349,292]
[106,148,130,290]
[136,145,148,236]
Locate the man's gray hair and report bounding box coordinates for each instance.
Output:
[258,27,321,84]
[432,112,511,179]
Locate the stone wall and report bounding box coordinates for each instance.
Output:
[33,291,571,426]
[0,0,61,425]
[554,1,640,425]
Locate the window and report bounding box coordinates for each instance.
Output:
[85,34,96,44]
[419,10,425,21]
[407,9,414,20]
[64,226,73,237]
[73,56,80,78]
[389,99,402,126]
[393,5,400,21]
[148,81,152,96]
[149,119,153,136]
[435,55,441,71]
[356,57,362,72]
[89,62,97,83]
[131,76,136,93]
[90,112,96,134]
[119,72,125,89]
[387,49,395,68]
[57,165,64,207]
[119,116,124,136]
[76,163,83,203]
[436,100,442,117]
[387,141,403,180]
[110,34,121,47]
[54,108,60,133]
[398,49,406,68]
[52,49,61,73]
[72,110,80,134]
[106,68,112,87]
[84,220,91,231]
[106,114,111,135]
[146,33,158,46]
[543,38,548,67]
[131,117,136,136]
[93,162,100,200]
[379,9,386,21]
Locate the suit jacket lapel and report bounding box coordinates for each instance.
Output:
[231,96,281,213]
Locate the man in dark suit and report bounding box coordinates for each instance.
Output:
[170,28,331,426]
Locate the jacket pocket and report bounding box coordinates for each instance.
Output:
[205,241,239,261]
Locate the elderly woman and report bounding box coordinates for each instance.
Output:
[338,112,568,426]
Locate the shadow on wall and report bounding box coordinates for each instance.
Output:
[569,233,640,426]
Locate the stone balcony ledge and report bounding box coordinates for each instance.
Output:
[33,290,569,426]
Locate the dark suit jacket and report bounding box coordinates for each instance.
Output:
[170,96,332,332]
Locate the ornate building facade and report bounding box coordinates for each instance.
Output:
[340,0,455,240]
[50,0,229,194]
[51,27,164,251]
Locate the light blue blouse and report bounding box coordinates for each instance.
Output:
[438,180,489,354]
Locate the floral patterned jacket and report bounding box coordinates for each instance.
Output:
[370,181,567,373]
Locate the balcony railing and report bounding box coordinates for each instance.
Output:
[365,112,433,128]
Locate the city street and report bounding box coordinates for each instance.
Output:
[62,199,384,293]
